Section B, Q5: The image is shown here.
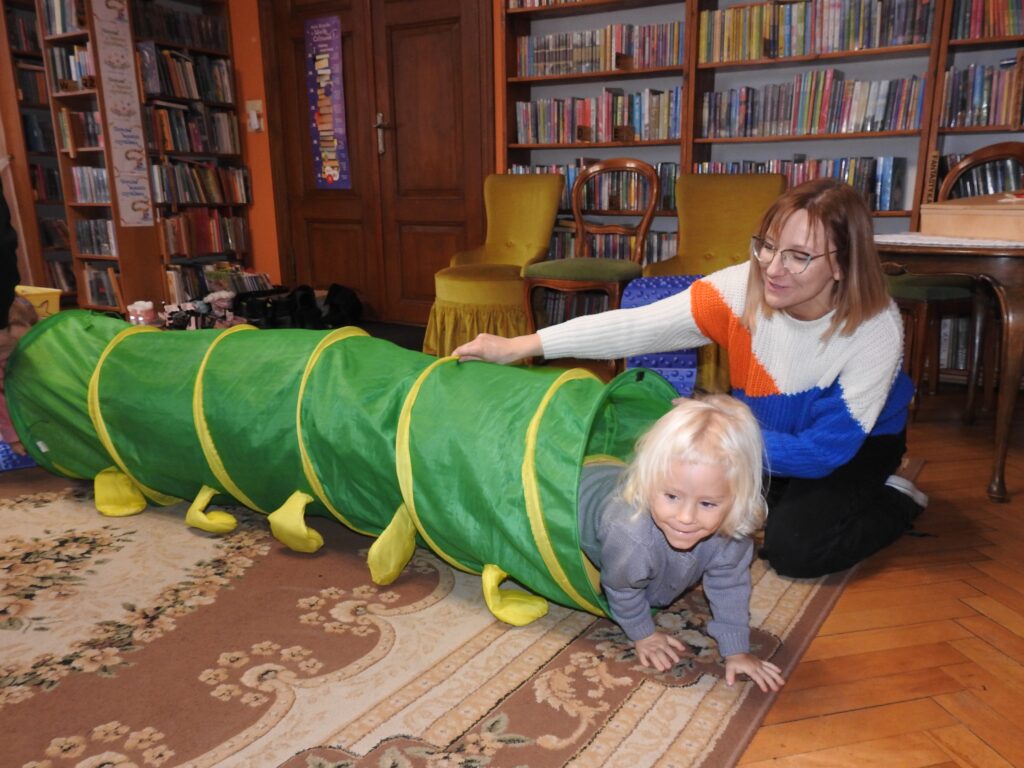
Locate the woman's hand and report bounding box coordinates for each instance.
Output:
[452,333,541,365]
[634,631,686,672]
[724,652,785,692]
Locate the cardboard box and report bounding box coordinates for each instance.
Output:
[14,285,62,318]
[920,193,1024,242]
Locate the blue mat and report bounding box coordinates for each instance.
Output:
[622,275,700,397]
[0,440,35,472]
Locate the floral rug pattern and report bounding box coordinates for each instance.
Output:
[0,490,850,768]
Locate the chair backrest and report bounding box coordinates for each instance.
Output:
[570,158,660,263]
[937,141,1024,201]
[674,172,786,276]
[481,173,565,267]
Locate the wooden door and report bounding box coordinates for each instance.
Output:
[266,0,492,324]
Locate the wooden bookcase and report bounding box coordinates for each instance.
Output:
[129,0,251,304]
[36,0,164,311]
[6,0,251,313]
[0,0,73,297]
[922,0,1024,203]
[494,0,687,263]
[493,0,1024,237]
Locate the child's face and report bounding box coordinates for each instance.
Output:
[650,460,731,551]
[758,209,840,321]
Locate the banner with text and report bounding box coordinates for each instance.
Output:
[305,16,352,190]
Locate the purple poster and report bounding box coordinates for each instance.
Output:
[305,16,351,189]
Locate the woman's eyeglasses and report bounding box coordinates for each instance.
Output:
[750,235,835,275]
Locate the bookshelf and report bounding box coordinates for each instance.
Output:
[493,0,1023,239]
[924,0,1024,202]
[495,0,686,265]
[0,0,74,296]
[129,0,252,303]
[27,0,252,313]
[37,0,165,311]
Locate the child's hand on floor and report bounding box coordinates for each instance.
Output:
[725,652,785,692]
[634,630,686,672]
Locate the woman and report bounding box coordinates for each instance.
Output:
[454,178,921,578]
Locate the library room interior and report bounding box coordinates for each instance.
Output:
[2,0,1024,766]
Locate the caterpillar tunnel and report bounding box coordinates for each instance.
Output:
[6,310,676,626]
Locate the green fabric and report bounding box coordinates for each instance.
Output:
[5,311,123,478]
[524,257,642,281]
[6,310,679,622]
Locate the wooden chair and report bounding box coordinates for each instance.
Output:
[522,158,659,373]
[939,142,1024,421]
[423,173,564,357]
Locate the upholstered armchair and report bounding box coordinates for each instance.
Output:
[423,173,564,357]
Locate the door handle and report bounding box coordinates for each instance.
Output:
[373,113,390,155]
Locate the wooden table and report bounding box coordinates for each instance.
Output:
[876,233,1024,502]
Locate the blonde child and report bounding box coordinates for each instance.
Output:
[579,394,784,692]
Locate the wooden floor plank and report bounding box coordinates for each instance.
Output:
[785,642,968,692]
[818,599,977,636]
[740,700,958,762]
[802,621,975,662]
[954,615,1024,664]
[926,724,1015,768]
[960,595,1024,639]
[762,667,964,725]
[739,732,951,768]
[843,563,981,594]
[970,560,1024,596]
[961,573,1024,618]
[934,690,1024,767]
[947,637,1024,688]
[831,580,981,613]
[940,661,1024,732]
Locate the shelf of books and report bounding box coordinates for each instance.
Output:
[923,0,1023,205]
[496,0,687,270]
[687,0,939,231]
[496,0,1022,235]
[0,0,74,296]
[37,0,167,311]
[130,0,252,304]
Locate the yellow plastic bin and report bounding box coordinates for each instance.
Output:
[15,285,62,318]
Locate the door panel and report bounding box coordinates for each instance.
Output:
[269,0,492,325]
[273,2,385,315]
[373,0,491,324]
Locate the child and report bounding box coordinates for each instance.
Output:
[578,394,784,692]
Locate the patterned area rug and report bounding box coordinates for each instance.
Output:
[0,489,852,768]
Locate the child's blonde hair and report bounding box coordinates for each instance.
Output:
[620,395,765,538]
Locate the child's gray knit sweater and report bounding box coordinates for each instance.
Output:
[578,462,753,657]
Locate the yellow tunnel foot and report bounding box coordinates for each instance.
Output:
[482,564,549,626]
[267,491,323,553]
[94,466,147,517]
[367,503,417,585]
[184,485,238,534]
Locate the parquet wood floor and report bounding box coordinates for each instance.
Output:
[740,391,1024,767]
[3,385,1022,767]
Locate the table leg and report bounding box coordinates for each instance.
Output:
[986,280,1024,502]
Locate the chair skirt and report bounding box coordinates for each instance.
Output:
[424,263,529,356]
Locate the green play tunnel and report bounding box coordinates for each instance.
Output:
[6,310,676,624]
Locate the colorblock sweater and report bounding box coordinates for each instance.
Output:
[541,262,914,479]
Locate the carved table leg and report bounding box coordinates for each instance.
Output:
[987,280,1024,502]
